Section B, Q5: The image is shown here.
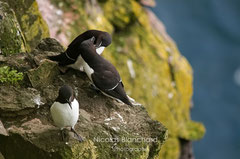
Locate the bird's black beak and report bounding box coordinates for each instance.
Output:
[96,41,102,48]
[67,99,72,109]
[94,36,102,48]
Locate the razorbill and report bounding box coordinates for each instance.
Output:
[79,37,133,106]
[48,30,112,71]
[50,85,83,142]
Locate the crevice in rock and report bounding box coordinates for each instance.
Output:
[167,48,177,90]
[179,138,195,159]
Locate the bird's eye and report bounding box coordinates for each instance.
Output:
[91,36,95,42]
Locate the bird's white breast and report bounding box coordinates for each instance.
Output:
[50,99,79,129]
[96,47,105,55]
[81,47,104,81]
[83,61,94,82]
[68,47,104,72]
[68,55,85,71]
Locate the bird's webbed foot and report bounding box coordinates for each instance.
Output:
[71,127,84,142]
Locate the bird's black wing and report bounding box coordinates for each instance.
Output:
[92,70,121,91]
[91,69,132,106]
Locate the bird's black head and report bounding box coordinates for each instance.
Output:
[56,85,74,109]
[95,32,112,48]
[80,36,95,48]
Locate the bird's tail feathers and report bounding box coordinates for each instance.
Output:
[47,52,65,62]
[121,97,133,106]
[106,84,133,106]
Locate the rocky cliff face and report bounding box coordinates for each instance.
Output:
[0,39,167,159]
[0,38,167,159]
[0,0,205,159]
[0,0,49,55]
[0,1,26,55]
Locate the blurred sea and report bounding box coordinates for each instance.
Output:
[151,0,240,159]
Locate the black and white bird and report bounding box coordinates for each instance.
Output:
[48,30,112,71]
[79,37,133,106]
[50,85,83,142]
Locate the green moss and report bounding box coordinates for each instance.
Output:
[159,137,180,159]
[58,140,98,159]
[0,66,23,85]
[178,121,206,140]
[102,0,136,30]
[27,59,59,88]
[71,141,97,159]
[0,1,27,56]
[20,1,49,51]
[2,0,49,51]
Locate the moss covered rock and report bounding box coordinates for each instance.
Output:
[1,0,49,52]
[37,0,205,158]
[0,1,26,55]
[27,59,59,88]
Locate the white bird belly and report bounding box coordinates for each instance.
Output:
[68,55,85,71]
[83,61,94,82]
[96,47,105,54]
[50,99,79,129]
[67,48,104,71]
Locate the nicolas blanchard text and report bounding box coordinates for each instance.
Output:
[93,137,158,143]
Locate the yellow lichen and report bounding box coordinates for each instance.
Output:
[20,1,49,51]
[71,140,98,159]
[0,1,27,55]
[159,138,180,159]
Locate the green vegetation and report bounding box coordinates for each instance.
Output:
[0,66,23,84]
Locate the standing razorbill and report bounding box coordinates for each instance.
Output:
[48,30,112,71]
[50,85,83,142]
[79,37,133,106]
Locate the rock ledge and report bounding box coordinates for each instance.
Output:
[0,38,167,159]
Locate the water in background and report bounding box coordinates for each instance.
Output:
[151,0,240,159]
